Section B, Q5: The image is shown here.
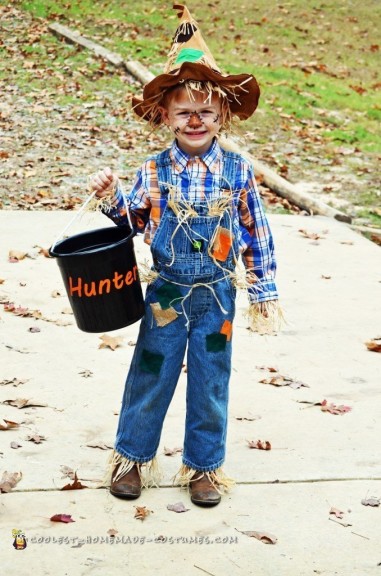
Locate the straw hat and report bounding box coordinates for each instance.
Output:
[132,4,260,125]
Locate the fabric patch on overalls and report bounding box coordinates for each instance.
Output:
[220,319,233,341]
[150,302,178,327]
[211,227,233,262]
[156,282,182,310]
[139,349,165,375]
[206,333,227,352]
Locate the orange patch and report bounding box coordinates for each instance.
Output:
[220,319,232,341]
[212,227,233,262]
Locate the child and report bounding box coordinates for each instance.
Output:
[91,4,280,507]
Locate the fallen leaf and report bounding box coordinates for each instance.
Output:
[61,472,87,490]
[365,339,381,353]
[329,506,345,519]
[328,517,352,528]
[86,441,113,450]
[320,399,352,415]
[134,506,151,521]
[163,446,183,456]
[107,529,118,537]
[35,245,51,258]
[297,399,352,415]
[10,441,22,449]
[50,514,75,523]
[247,439,272,450]
[0,419,20,430]
[298,229,323,241]
[28,326,41,333]
[361,497,380,507]
[256,365,278,372]
[79,370,93,378]
[0,378,28,387]
[2,398,48,409]
[51,290,62,298]
[26,433,46,444]
[99,334,124,351]
[8,249,27,262]
[259,374,309,389]
[0,471,22,493]
[235,413,261,421]
[60,466,76,480]
[61,307,73,315]
[241,530,277,544]
[167,502,190,513]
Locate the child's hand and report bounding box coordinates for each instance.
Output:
[90,167,118,197]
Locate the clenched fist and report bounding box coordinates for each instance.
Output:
[89,167,118,198]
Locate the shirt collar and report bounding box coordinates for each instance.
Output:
[169,138,223,174]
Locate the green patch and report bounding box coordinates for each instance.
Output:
[206,333,227,352]
[139,349,164,375]
[155,282,182,310]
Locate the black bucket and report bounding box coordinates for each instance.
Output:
[49,226,145,333]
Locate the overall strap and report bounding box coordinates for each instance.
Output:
[155,148,172,195]
[221,150,241,191]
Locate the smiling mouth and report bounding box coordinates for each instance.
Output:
[185,131,207,136]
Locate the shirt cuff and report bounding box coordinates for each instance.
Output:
[247,280,278,303]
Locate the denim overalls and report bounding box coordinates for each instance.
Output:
[114,150,241,472]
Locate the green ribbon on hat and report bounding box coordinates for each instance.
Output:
[175,48,205,65]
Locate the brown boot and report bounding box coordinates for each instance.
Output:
[189,472,221,507]
[110,464,141,499]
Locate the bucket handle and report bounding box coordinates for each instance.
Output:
[50,184,133,252]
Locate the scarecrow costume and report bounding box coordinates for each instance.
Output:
[103,4,280,505]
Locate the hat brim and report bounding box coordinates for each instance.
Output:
[131,62,260,125]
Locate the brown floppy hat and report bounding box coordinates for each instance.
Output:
[131,4,260,125]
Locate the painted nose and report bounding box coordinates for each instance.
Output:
[187,112,203,129]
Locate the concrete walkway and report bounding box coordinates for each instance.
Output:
[0,210,380,575]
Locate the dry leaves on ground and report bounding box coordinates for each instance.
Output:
[86,441,113,450]
[247,440,272,450]
[0,419,20,430]
[61,472,87,491]
[163,446,183,456]
[329,506,345,519]
[365,338,381,353]
[26,433,46,444]
[2,398,48,409]
[298,398,352,415]
[235,412,261,421]
[8,249,28,262]
[99,334,124,350]
[10,441,22,449]
[298,229,326,241]
[134,506,151,521]
[167,502,190,513]
[259,374,309,389]
[239,529,277,544]
[361,496,380,507]
[60,465,76,480]
[0,471,22,493]
[50,514,75,523]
